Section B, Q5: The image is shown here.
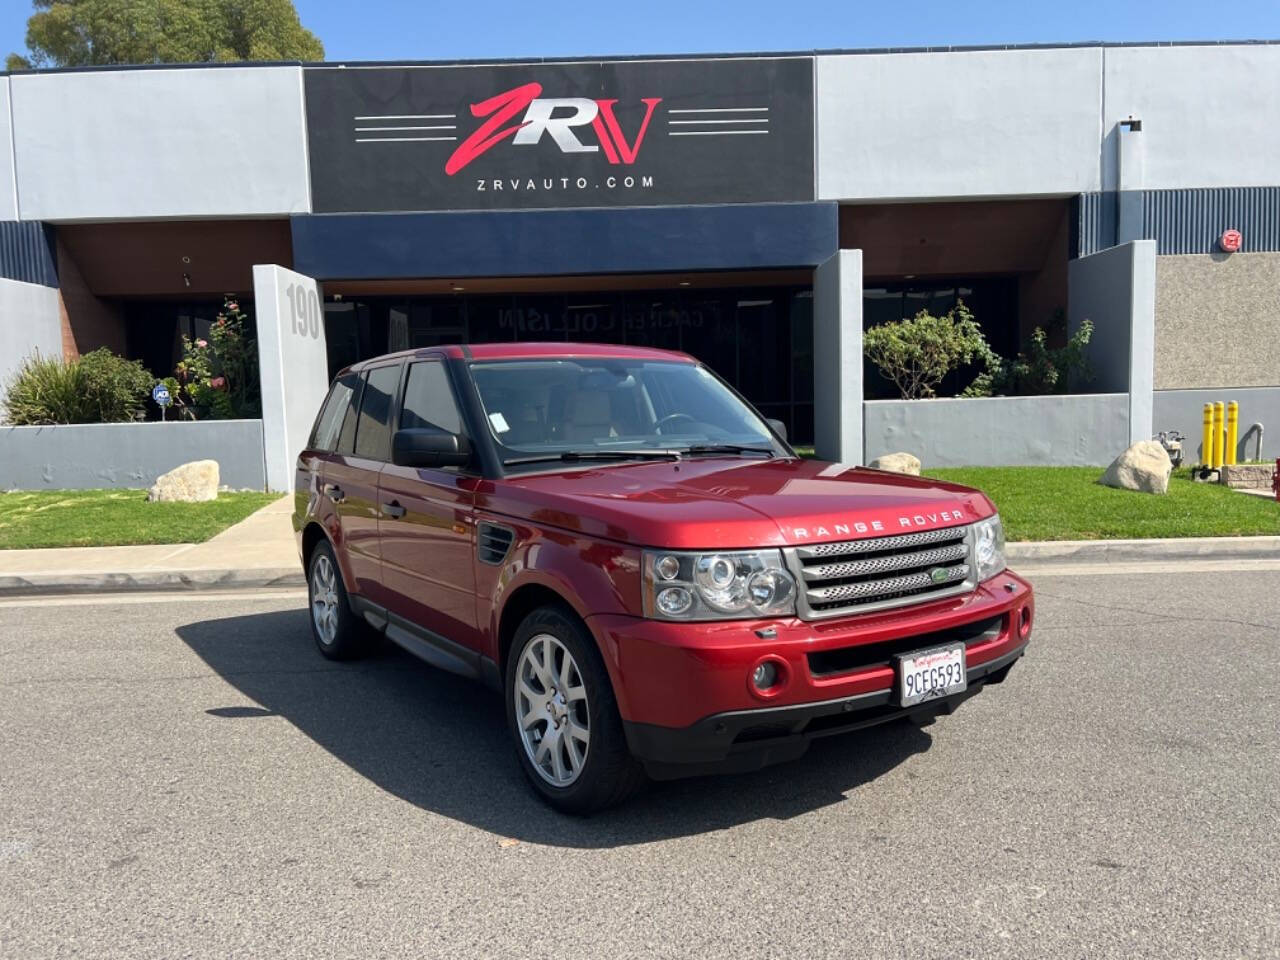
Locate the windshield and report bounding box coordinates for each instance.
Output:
[469,359,785,466]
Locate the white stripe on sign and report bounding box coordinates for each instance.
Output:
[355,136,458,142]
[353,114,456,120]
[667,107,769,113]
[668,129,770,136]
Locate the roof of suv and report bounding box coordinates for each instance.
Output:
[345,341,696,371]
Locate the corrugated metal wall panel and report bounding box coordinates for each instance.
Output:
[1074,192,1114,257]
[1077,188,1280,257]
[1144,186,1280,254]
[0,221,58,287]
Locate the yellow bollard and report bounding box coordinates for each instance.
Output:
[1212,402,1225,469]
[1202,403,1214,467]
[1226,401,1239,466]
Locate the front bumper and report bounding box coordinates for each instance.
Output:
[626,640,1025,779]
[592,570,1033,778]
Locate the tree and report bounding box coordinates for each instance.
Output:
[863,301,992,400]
[7,0,324,71]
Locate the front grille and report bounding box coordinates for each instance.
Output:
[784,523,975,620]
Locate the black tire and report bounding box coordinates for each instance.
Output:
[306,540,370,661]
[505,605,646,815]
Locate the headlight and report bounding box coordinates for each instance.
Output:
[973,514,1007,582]
[643,549,796,620]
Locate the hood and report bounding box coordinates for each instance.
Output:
[479,457,994,549]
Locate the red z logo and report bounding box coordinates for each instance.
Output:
[445,83,662,175]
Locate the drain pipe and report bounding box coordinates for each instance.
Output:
[1243,422,1264,462]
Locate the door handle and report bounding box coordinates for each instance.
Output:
[322,483,345,504]
[382,500,407,519]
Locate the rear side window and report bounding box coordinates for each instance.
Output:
[310,373,359,451]
[335,374,366,455]
[353,363,402,461]
[400,361,464,435]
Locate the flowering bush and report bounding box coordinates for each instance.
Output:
[173,297,261,419]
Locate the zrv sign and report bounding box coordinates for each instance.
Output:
[304,57,814,212]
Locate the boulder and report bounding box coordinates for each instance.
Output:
[1100,441,1172,494]
[148,460,220,503]
[869,452,922,476]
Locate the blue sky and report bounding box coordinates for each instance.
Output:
[4,0,1279,65]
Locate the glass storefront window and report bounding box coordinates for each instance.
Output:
[322,284,815,444]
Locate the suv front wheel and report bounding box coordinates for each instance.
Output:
[505,606,645,814]
[307,540,370,661]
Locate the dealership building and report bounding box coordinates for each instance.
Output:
[1,41,1278,490]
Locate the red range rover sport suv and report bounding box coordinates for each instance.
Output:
[293,343,1032,813]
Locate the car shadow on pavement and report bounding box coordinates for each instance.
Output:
[175,607,932,849]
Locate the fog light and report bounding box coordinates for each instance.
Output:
[656,586,693,616]
[751,662,779,690]
[1018,605,1032,638]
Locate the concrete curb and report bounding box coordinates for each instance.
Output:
[1007,535,1280,564]
[0,567,305,597]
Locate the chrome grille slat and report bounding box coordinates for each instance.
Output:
[805,563,971,604]
[784,522,976,620]
[800,542,969,581]
[795,526,964,559]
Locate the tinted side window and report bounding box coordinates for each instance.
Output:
[336,373,365,455]
[310,373,359,451]
[353,364,402,461]
[400,361,464,435]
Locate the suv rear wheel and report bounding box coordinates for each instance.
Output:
[307,540,370,661]
[505,606,645,814]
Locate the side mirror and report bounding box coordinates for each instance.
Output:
[392,427,471,468]
[766,418,788,443]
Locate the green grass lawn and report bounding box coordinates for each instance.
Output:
[926,467,1280,541]
[0,490,282,550]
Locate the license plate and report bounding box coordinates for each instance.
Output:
[896,642,967,707]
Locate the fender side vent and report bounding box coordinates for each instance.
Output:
[477,522,515,566]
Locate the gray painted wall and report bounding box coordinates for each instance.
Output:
[1068,241,1140,393]
[1102,45,1280,192]
[1067,240,1155,444]
[817,47,1103,201]
[1154,388,1280,464]
[0,277,62,408]
[865,394,1130,468]
[0,79,16,221]
[10,66,311,221]
[813,250,863,463]
[0,420,267,490]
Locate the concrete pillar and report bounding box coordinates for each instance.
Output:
[1066,238,1156,447]
[1127,239,1156,445]
[0,277,62,409]
[812,249,863,463]
[253,264,330,492]
[1116,119,1144,246]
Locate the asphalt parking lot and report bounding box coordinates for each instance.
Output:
[1,568,1277,959]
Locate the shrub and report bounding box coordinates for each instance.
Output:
[964,315,1094,397]
[3,349,154,425]
[863,301,991,400]
[173,297,261,419]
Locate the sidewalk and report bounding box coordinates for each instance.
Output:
[1,494,1278,596]
[0,496,303,594]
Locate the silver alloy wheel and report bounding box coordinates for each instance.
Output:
[514,633,590,786]
[310,553,339,646]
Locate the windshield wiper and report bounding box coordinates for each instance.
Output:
[503,449,683,466]
[681,444,776,458]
